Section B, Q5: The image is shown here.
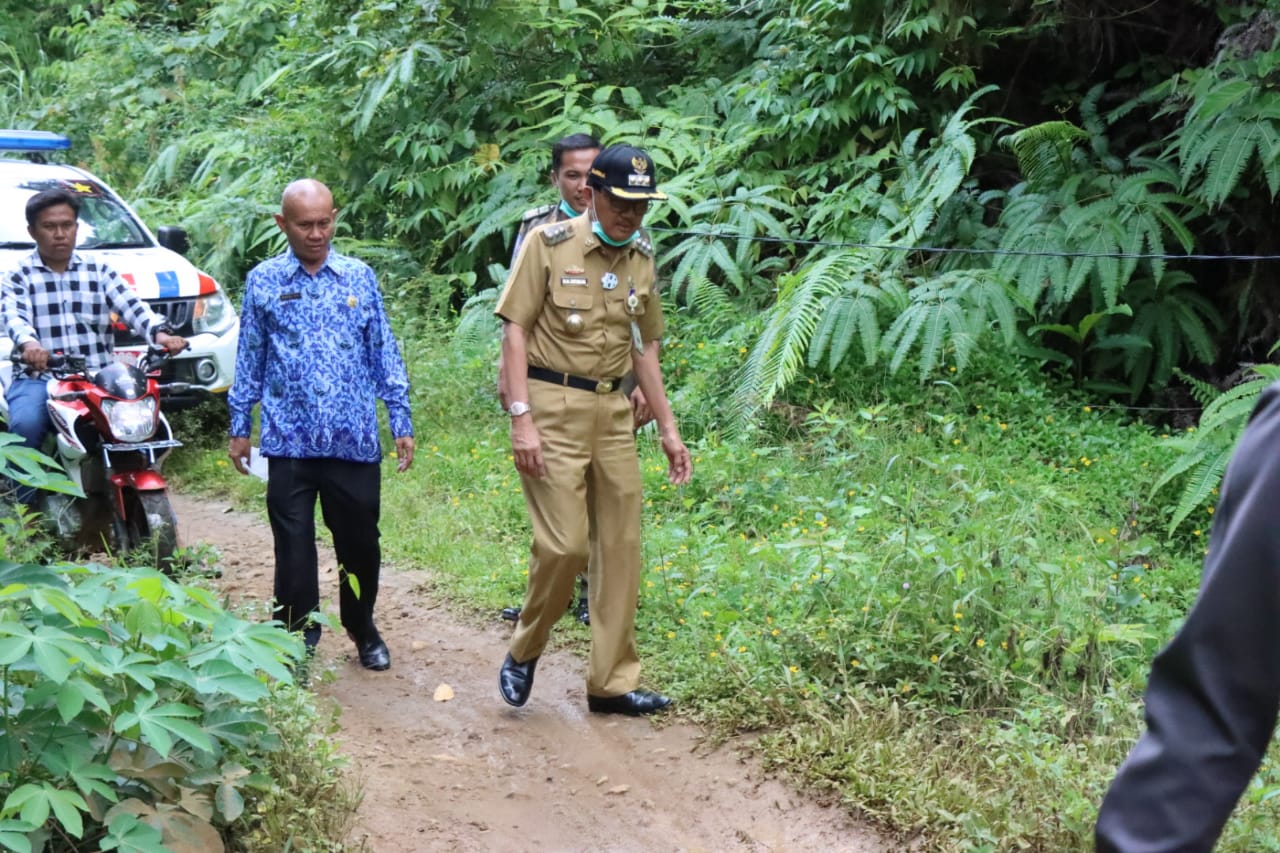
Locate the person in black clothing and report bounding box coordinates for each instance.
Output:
[1096,382,1280,851]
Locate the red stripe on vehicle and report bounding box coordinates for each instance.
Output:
[198,272,218,295]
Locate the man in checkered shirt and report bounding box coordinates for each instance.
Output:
[2,187,187,503]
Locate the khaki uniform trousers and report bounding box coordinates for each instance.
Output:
[509,379,643,697]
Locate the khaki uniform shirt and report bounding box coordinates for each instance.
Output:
[510,202,566,266]
[496,214,663,380]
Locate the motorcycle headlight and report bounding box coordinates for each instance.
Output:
[192,288,236,335]
[102,397,157,442]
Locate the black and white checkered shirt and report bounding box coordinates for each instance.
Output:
[2,249,163,373]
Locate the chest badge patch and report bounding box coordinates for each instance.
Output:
[602,272,619,290]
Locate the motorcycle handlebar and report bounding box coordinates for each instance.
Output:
[8,349,88,377]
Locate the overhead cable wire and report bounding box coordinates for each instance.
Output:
[645,226,1280,262]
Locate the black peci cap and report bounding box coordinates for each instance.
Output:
[587,144,668,201]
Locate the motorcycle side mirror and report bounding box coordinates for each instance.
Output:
[156,226,190,256]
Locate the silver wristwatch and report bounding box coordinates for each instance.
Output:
[508,401,531,417]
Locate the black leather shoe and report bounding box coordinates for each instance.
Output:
[500,606,521,622]
[499,653,538,707]
[587,690,672,716]
[353,634,390,671]
[575,598,590,625]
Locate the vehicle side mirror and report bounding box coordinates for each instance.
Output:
[156,226,190,256]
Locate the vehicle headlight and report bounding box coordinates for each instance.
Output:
[193,288,237,335]
[102,397,157,442]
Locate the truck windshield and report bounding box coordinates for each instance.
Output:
[0,181,151,250]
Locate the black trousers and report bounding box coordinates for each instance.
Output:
[266,457,382,646]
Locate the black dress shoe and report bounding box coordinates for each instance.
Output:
[354,635,390,671]
[499,653,538,707]
[575,598,590,625]
[500,606,521,622]
[586,689,672,716]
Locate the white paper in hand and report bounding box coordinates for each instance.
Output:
[247,447,269,481]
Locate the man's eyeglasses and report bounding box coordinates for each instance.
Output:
[600,193,649,216]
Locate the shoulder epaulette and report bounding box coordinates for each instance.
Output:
[521,203,557,223]
[540,222,575,246]
[633,229,654,258]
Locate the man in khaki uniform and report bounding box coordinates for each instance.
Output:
[495,143,692,715]
[499,133,655,627]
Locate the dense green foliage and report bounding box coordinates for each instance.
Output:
[0,553,360,852]
[9,0,1280,848]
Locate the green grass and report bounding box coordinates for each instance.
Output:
[168,314,1278,851]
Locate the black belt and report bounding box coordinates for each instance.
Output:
[528,365,623,394]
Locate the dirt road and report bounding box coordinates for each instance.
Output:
[174,493,893,853]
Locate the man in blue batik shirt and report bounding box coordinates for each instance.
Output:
[228,178,414,672]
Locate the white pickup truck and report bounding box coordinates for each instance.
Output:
[0,129,237,408]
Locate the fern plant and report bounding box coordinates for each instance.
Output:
[1094,270,1222,398]
[1154,362,1280,533]
[733,87,1008,417]
[659,179,796,313]
[1167,49,1280,209]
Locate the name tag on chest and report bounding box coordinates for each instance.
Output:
[560,276,588,287]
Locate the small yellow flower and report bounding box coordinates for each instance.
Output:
[771,628,780,636]
[1084,405,1092,412]
[789,665,798,673]
[666,631,675,639]
[976,638,986,648]
[930,654,939,663]
[709,651,718,658]
[850,659,860,667]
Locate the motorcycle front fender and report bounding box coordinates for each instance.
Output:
[108,469,167,492]
[107,469,168,519]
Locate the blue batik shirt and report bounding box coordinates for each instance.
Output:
[228,248,413,462]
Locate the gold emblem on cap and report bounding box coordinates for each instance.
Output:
[630,156,647,172]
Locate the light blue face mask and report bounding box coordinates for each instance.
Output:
[591,220,638,247]
[559,199,578,218]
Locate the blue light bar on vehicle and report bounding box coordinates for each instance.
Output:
[0,130,71,151]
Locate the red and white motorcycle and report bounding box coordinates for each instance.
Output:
[1,346,187,563]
